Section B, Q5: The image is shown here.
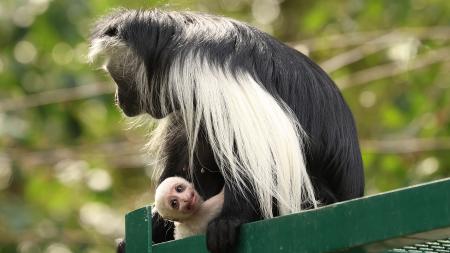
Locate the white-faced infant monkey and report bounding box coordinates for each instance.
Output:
[154,177,224,239]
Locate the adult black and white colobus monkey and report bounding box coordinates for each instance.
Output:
[89,9,364,253]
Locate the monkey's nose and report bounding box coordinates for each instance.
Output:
[181,194,191,202]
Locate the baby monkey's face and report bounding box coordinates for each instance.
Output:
[168,181,201,215]
[155,177,204,221]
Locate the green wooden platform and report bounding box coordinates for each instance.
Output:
[124,178,450,253]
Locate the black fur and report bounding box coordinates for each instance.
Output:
[91,9,364,253]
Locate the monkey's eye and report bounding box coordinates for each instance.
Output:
[170,199,179,209]
[175,184,185,193]
[104,27,118,37]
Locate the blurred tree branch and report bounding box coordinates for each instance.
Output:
[336,47,450,89]
[0,82,114,112]
[295,26,450,52]
[5,140,147,170]
[361,137,450,154]
[319,32,402,73]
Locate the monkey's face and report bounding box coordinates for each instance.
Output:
[167,182,201,218]
[89,9,168,118]
[105,52,143,117]
[155,177,204,222]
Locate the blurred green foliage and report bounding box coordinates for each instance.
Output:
[0,0,449,252]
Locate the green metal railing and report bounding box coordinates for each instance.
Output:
[124,178,450,253]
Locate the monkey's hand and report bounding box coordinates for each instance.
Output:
[152,209,175,243]
[206,216,243,253]
[116,240,125,253]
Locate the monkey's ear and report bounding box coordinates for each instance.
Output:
[104,26,118,37]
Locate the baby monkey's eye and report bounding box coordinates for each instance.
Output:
[170,199,179,209]
[175,184,185,193]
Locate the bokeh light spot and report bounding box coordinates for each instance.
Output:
[52,43,74,65]
[86,169,112,192]
[14,41,37,64]
[45,243,72,253]
[359,90,377,108]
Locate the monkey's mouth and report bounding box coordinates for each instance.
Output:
[185,195,197,211]
[190,195,197,207]
[114,88,141,117]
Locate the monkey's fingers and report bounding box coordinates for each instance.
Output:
[116,240,125,253]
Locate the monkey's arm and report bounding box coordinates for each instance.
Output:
[201,187,224,211]
[206,183,261,253]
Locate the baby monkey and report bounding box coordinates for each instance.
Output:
[154,177,224,239]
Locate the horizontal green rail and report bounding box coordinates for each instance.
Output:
[125,178,450,253]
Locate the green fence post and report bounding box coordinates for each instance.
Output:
[125,206,152,253]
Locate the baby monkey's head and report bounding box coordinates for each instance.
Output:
[155,177,204,222]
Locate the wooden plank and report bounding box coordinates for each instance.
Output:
[125,206,152,253]
[125,178,450,253]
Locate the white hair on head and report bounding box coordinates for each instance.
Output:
[88,35,150,114]
[88,36,126,64]
[151,53,318,218]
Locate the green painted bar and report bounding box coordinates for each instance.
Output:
[126,178,450,253]
[125,206,152,253]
